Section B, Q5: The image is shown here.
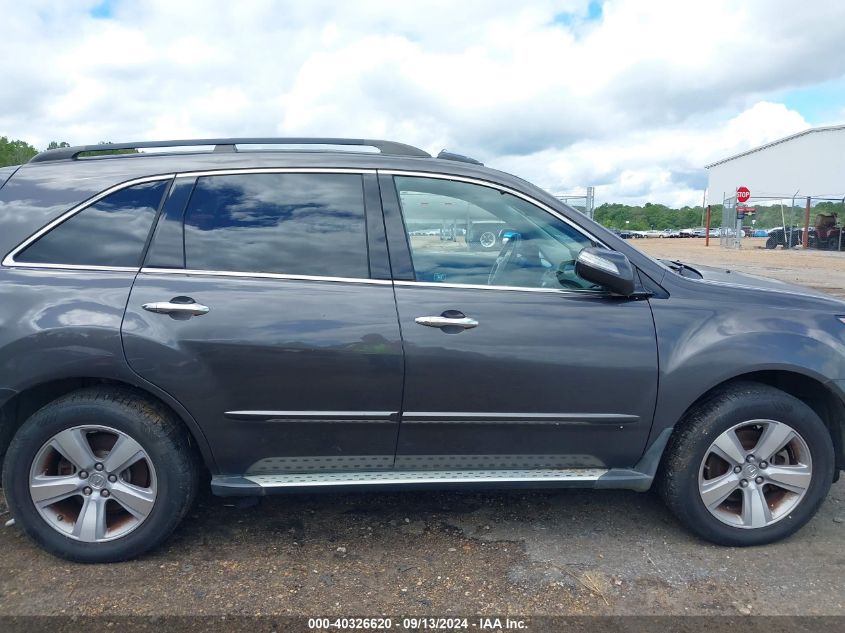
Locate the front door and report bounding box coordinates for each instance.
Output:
[122,171,403,475]
[381,173,658,471]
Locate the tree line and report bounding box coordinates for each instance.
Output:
[0,136,136,168]
[595,200,844,230]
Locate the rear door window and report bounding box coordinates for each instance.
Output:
[15,179,169,267]
[182,173,369,278]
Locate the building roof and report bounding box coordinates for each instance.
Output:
[704,123,845,169]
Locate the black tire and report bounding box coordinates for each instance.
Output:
[658,381,834,546]
[764,236,778,250]
[1,387,198,563]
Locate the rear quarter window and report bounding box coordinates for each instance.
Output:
[14,179,170,268]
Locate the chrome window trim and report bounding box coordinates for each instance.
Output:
[2,174,175,270]
[3,263,138,273]
[177,167,377,178]
[140,267,393,286]
[379,169,607,247]
[393,279,608,296]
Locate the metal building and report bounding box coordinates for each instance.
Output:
[705,124,845,203]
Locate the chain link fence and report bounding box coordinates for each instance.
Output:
[719,194,844,251]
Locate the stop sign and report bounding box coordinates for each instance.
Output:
[736,186,751,203]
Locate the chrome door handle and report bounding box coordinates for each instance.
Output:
[142,301,210,316]
[415,315,478,329]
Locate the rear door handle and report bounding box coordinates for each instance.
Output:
[142,300,210,316]
[415,313,478,329]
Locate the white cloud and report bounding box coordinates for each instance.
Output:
[1,0,844,205]
[495,101,812,206]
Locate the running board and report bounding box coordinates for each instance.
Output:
[212,468,611,496]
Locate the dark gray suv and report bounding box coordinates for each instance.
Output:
[0,138,843,562]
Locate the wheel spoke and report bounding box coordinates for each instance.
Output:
[50,428,97,471]
[754,423,795,462]
[741,486,772,528]
[103,435,145,474]
[29,475,80,506]
[700,472,740,508]
[765,463,812,494]
[710,429,746,466]
[110,481,155,520]
[73,496,107,541]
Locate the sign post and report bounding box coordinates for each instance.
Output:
[734,187,751,248]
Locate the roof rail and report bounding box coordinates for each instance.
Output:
[436,149,483,166]
[28,138,432,163]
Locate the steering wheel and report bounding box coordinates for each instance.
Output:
[487,235,519,286]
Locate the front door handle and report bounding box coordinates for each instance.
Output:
[142,299,210,316]
[415,312,478,329]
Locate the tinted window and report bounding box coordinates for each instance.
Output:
[183,173,369,278]
[16,180,169,267]
[395,176,598,290]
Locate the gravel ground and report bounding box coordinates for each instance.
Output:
[1,485,844,617]
[0,237,843,619]
[635,237,845,299]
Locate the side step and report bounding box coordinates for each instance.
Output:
[212,468,610,496]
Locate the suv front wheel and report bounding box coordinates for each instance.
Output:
[659,382,834,546]
[2,387,198,563]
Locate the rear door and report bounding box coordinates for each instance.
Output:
[122,170,403,476]
[381,172,659,471]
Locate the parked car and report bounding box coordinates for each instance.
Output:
[659,229,680,238]
[1,138,843,562]
[611,228,636,239]
[678,228,698,238]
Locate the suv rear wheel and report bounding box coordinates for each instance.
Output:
[659,382,834,546]
[2,387,198,563]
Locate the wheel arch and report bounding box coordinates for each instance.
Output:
[0,377,216,478]
[658,370,844,479]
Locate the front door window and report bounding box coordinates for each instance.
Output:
[394,176,600,291]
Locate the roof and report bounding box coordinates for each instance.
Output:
[704,123,845,169]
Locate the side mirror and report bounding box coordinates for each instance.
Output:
[575,247,636,296]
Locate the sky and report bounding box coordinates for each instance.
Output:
[1,0,844,207]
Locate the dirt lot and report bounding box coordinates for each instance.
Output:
[635,236,845,299]
[1,238,844,620]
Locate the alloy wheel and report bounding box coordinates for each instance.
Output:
[28,425,157,542]
[479,231,497,248]
[698,419,812,529]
